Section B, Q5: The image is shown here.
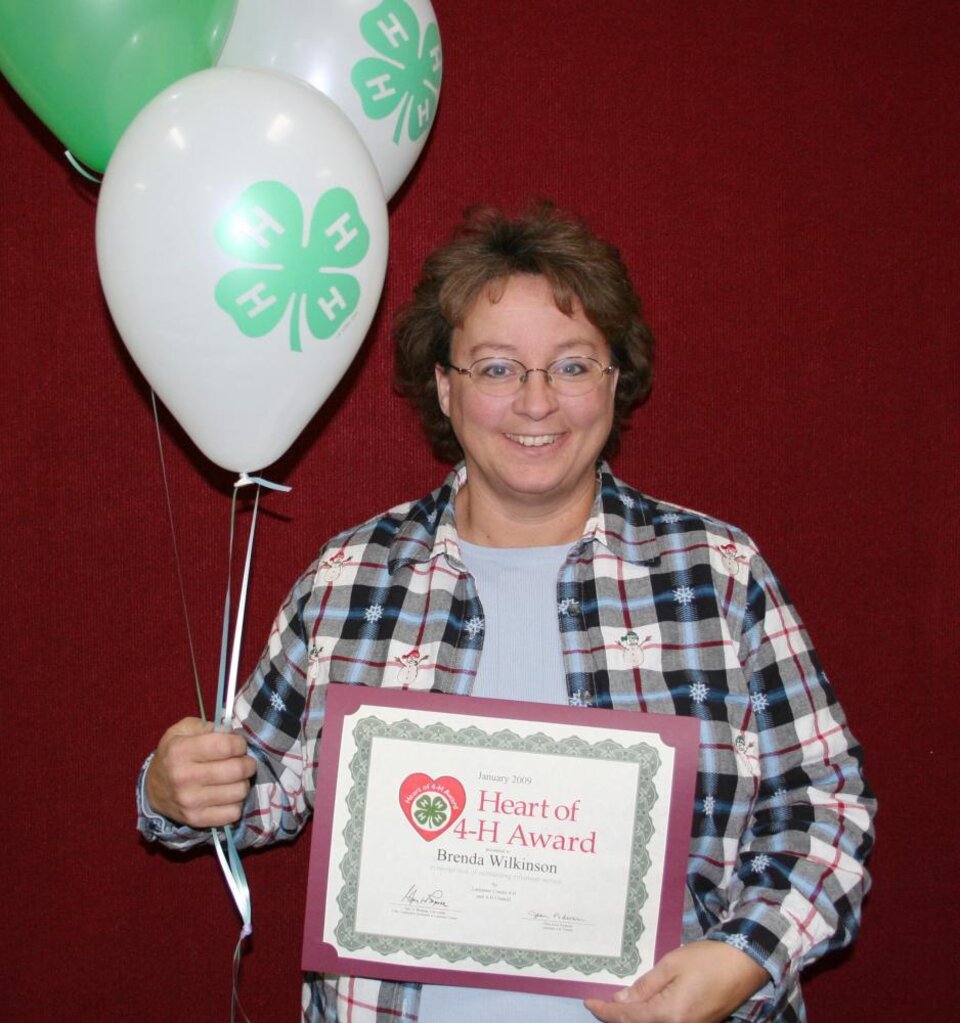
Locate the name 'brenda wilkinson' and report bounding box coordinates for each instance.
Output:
[443,788,599,853]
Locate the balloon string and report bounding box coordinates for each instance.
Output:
[209,479,257,1018]
[211,471,291,1015]
[230,921,255,1023]
[151,391,206,721]
[220,481,262,728]
[64,149,101,183]
[150,402,291,1013]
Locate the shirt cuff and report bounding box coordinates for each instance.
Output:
[136,752,208,849]
[703,917,793,1021]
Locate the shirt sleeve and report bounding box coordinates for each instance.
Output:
[226,556,328,850]
[705,550,876,1015]
[134,551,328,853]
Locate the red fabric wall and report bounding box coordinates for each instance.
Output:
[3,2,955,1019]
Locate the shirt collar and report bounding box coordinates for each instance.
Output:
[579,462,662,566]
[388,461,662,572]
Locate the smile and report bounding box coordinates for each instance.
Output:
[506,433,562,447]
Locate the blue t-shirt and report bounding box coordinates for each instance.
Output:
[416,541,596,1023]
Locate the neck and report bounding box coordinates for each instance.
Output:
[453,478,596,548]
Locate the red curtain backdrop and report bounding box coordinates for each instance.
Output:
[3,2,955,1019]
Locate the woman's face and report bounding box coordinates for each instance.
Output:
[435,275,618,531]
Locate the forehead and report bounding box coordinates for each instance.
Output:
[455,275,605,355]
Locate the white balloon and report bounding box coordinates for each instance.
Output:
[96,67,389,474]
[218,0,442,200]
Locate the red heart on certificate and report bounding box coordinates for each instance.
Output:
[398,773,466,841]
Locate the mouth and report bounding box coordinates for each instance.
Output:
[505,433,562,448]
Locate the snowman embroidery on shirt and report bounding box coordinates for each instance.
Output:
[318,550,350,584]
[717,542,749,579]
[306,641,324,686]
[395,647,429,687]
[618,630,651,668]
[733,732,759,771]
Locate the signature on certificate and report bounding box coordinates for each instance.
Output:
[527,909,591,931]
[401,885,449,908]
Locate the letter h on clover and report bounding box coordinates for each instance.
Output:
[215,182,370,353]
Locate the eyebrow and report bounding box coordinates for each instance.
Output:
[463,338,605,361]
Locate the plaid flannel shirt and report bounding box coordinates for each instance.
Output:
[141,463,874,1022]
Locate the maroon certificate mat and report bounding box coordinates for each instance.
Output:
[302,685,699,1000]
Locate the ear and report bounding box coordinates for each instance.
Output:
[608,364,620,395]
[435,363,451,417]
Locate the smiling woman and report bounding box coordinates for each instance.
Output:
[434,274,621,545]
[139,201,874,1023]
[394,202,654,463]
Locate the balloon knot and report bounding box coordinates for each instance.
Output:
[235,473,292,493]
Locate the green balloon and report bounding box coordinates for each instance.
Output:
[0,0,236,172]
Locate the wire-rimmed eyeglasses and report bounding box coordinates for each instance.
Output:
[444,356,616,396]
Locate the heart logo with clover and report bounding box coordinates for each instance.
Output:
[398,773,466,841]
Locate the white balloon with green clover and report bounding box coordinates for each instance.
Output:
[96,67,389,474]
[218,0,442,200]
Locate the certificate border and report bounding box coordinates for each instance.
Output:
[336,717,659,975]
[302,685,699,1000]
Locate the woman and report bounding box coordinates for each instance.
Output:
[140,203,874,1022]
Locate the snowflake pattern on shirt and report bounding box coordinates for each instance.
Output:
[751,853,771,875]
[464,616,484,639]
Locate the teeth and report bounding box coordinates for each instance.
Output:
[508,434,560,447]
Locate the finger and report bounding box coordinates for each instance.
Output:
[208,755,257,784]
[183,801,249,829]
[192,780,252,809]
[174,778,251,821]
[583,999,645,1023]
[174,730,249,763]
[584,962,676,1022]
[170,756,254,792]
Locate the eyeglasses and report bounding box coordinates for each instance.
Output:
[444,356,616,396]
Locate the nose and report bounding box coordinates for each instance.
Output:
[512,368,559,418]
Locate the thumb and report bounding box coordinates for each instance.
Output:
[615,956,677,1005]
[166,716,215,739]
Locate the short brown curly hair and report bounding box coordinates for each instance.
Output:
[394,202,654,462]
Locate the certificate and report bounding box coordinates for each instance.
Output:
[302,685,699,1000]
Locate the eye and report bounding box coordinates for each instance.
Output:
[551,357,594,377]
[475,358,520,380]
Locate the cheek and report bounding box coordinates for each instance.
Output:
[573,392,617,433]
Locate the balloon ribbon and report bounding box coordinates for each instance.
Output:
[212,471,291,1020]
[64,149,101,183]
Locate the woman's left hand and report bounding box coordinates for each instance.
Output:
[584,940,769,1023]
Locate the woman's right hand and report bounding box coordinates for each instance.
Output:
[144,717,258,828]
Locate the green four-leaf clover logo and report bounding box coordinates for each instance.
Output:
[352,0,442,144]
[413,794,449,829]
[215,182,370,353]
